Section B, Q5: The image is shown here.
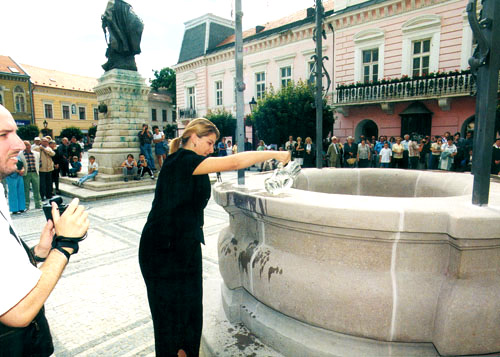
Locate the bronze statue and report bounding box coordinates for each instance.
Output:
[101,0,144,72]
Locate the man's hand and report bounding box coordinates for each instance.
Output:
[52,198,89,238]
[35,219,55,259]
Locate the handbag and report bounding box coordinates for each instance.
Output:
[346,158,357,165]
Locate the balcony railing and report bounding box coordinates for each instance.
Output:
[179,108,197,119]
[336,70,475,105]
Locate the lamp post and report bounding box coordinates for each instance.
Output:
[249,96,257,112]
[468,0,500,205]
[235,0,245,185]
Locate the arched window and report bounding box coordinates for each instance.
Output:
[14,86,26,113]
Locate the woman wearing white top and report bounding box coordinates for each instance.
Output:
[152,126,167,169]
[226,140,233,155]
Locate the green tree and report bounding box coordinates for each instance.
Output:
[60,127,83,140]
[205,109,237,140]
[88,125,97,138]
[150,67,176,105]
[17,124,40,141]
[251,81,334,146]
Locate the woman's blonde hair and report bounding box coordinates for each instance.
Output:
[169,118,220,155]
[305,137,312,144]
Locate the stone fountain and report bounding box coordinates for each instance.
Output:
[213,168,500,356]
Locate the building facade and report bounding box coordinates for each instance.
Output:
[0,56,33,127]
[175,0,481,143]
[22,64,98,138]
[147,88,176,135]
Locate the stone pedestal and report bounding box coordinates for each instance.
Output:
[89,69,150,175]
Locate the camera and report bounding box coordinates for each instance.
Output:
[43,196,68,221]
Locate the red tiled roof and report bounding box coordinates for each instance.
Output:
[217,1,334,47]
[21,64,98,93]
[0,55,28,76]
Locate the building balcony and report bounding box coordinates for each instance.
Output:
[179,108,197,119]
[335,70,476,111]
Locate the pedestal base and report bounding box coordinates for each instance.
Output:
[88,147,140,175]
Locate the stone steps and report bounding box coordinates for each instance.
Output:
[58,180,156,201]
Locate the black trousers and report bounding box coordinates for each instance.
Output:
[60,159,69,176]
[139,239,202,357]
[52,168,60,191]
[39,172,53,200]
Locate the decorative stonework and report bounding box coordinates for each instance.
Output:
[89,69,150,175]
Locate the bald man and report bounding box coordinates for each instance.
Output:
[0,105,90,356]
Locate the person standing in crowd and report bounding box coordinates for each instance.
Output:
[18,141,41,210]
[34,137,55,201]
[31,137,41,150]
[232,141,238,154]
[57,137,70,177]
[244,137,252,152]
[303,137,315,168]
[293,137,304,166]
[217,137,227,156]
[0,104,90,356]
[73,156,99,187]
[491,138,500,175]
[138,124,156,171]
[285,136,296,152]
[374,136,385,168]
[326,136,341,168]
[429,136,442,170]
[379,142,392,168]
[226,140,233,155]
[138,118,290,357]
[401,134,410,169]
[439,137,457,171]
[343,136,357,168]
[357,138,370,168]
[49,141,62,195]
[408,135,420,170]
[121,154,138,182]
[391,137,404,168]
[68,136,82,162]
[152,126,166,169]
[419,137,431,170]
[5,154,26,214]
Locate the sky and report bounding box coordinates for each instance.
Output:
[1,0,314,82]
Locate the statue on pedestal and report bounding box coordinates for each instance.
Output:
[101,0,144,72]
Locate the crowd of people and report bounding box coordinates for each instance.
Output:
[279,132,500,175]
[1,134,92,215]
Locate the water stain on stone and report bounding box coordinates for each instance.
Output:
[238,240,258,274]
[268,266,283,282]
[231,238,238,245]
[252,248,271,278]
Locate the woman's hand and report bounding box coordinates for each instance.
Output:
[275,151,291,165]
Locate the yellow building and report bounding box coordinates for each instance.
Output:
[0,55,32,126]
[22,64,98,137]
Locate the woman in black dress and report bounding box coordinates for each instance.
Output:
[139,118,290,357]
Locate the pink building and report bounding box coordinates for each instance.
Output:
[174,0,488,142]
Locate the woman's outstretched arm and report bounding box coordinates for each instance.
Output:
[193,151,290,175]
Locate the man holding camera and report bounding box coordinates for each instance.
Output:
[0,105,90,356]
[137,124,156,171]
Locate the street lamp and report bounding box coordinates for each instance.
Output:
[249,97,257,112]
[43,120,48,128]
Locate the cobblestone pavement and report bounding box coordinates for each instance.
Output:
[11,171,242,357]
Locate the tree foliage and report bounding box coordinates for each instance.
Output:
[17,124,40,141]
[60,127,83,140]
[251,81,334,146]
[205,109,237,140]
[150,67,176,105]
[88,126,97,138]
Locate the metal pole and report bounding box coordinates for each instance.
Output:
[315,0,324,168]
[468,0,500,205]
[235,0,245,185]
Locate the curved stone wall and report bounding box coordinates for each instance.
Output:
[214,169,500,356]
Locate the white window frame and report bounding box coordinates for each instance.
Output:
[186,86,196,109]
[78,106,86,120]
[411,39,431,77]
[62,104,70,120]
[255,72,266,100]
[280,66,292,88]
[215,80,223,106]
[250,60,269,100]
[461,10,474,70]
[354,29,385,83]
[14,86,26,113]
[43,102,53,119]
[401,15,441,77]
[93,106,98,121]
